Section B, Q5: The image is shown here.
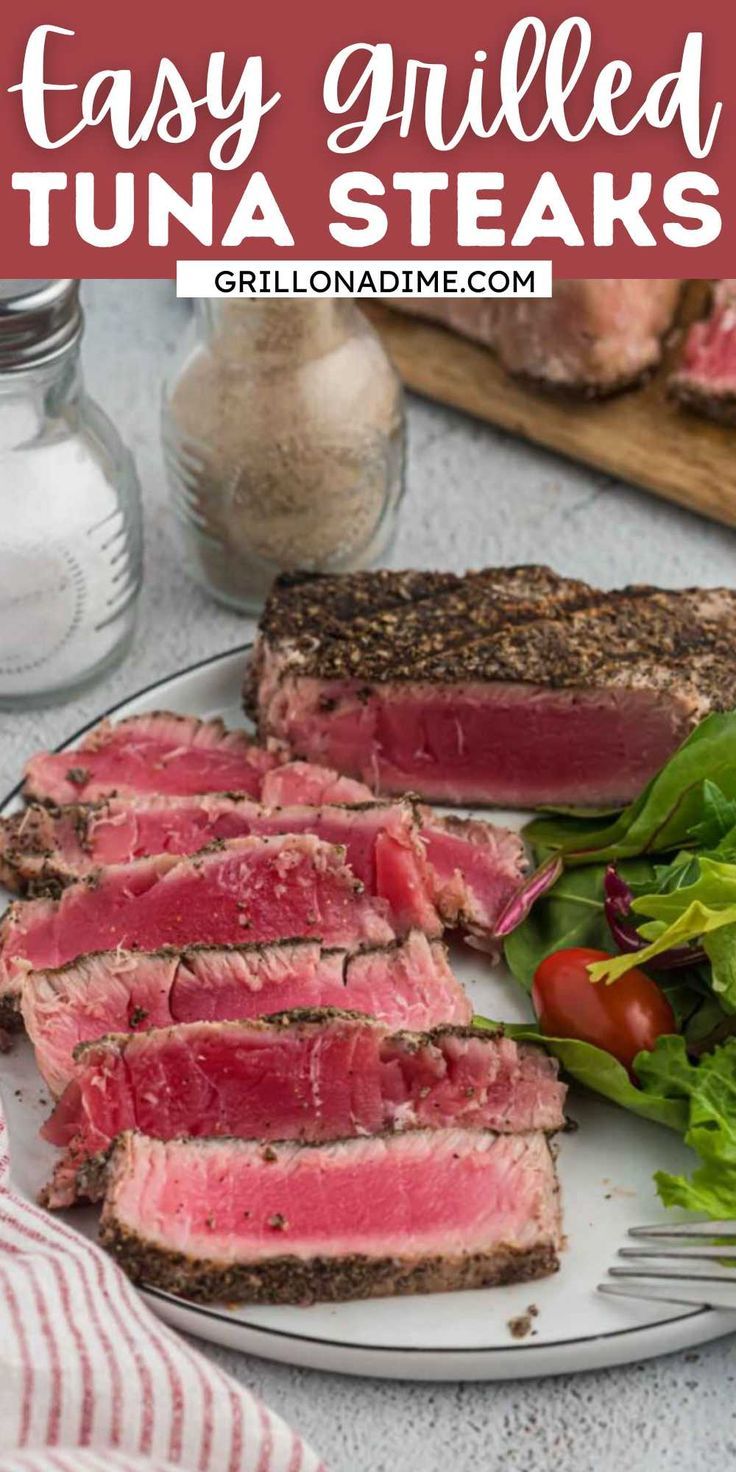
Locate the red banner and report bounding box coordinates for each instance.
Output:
[0,0,732,277]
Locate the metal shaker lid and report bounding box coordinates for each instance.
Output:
[0,280,83,371]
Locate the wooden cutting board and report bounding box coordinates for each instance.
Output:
[364,293,736,530]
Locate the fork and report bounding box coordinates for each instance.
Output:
[598,1221,736,1310]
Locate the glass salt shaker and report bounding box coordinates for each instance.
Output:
[0,280,143,708]
[162,300,405,612]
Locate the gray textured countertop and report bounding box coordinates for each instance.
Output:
[3,279,736,1471]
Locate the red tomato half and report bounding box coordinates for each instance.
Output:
[532,947,677,1075]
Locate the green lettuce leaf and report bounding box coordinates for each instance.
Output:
[589,857,736,991]
[524,712,736,864]
[689,781,736,850]
[636,1037,736,1215]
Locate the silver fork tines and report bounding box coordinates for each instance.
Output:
[628,1221,736,1240]
[597,1221,736,1312]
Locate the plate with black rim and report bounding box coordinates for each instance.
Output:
[2,645,734,1381]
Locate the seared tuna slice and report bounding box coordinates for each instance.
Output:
[0,834,394,1021]
[669,281,736,426]
[101,1128,562,1303]
[250,566,736,808]
[0,792,526,941]
[23,711,280,806]
[393,281,681,394]
[0,796,441,937]
[42,1012,566,1206]
[23,933,469,1095]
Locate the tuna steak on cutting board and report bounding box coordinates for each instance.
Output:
[0,834,396,1024]
[249,565,736,808]
[0,792,525,941]
[393,281,682,395]
[41,1011,566,1206]
[101,1128,562,1304]
[23,711,281,805]
[23,932,470,1096]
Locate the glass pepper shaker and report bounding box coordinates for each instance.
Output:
[0,280,143,709]
[162,300,406,612]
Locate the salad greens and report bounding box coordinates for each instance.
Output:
[504,859,656,989]
[496,712,736,1218]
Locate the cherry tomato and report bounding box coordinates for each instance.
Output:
[532,947,677,1075]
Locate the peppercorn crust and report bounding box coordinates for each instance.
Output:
[101,1222,560,1305]
[248,565,736,708]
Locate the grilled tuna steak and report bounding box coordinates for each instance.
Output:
[23,711,280,805]
[42,1011,566,1206]
[101,1128,562,1303]
[250,566,736,808]
[393,281,681,394]
[23,933,469,1095]
[0,834,395,1023]
[0,793,524,940]
[669,281,736,426]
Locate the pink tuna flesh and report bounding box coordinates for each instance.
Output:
[261,761,372,806]
[101,1129,562,1302]
[264,677,695,807]
[23,711,279,805]
[0,834,394,1009]
[22,932,470,1096]
[0,796,440,937]
[259,759,528,929]
[42,1012,566,1206]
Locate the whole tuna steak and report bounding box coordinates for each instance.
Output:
[249,566,736,809]
[23,932,470,1095]
[23,711,280,805]
[101,1128,562,1304]
[42,1011,566,1207]
[0,834,394,1023]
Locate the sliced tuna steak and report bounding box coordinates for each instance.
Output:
[0,834,394,1022]
[101,1128,562,1303]
[250,566,736,808]
[23,933,469,1095]
[260,761,529,936]
[42,1012,566,1206]
[0,793,525,941]
[669,281,736,426]
[23,711,280,805]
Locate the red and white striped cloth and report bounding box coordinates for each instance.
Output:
[0,1112,325,1472]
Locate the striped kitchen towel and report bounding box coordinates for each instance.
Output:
[0,1112,324,1472]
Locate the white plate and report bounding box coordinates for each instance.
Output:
[2,646,735,1381]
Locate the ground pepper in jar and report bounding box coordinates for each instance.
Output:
[162,300,405,612]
